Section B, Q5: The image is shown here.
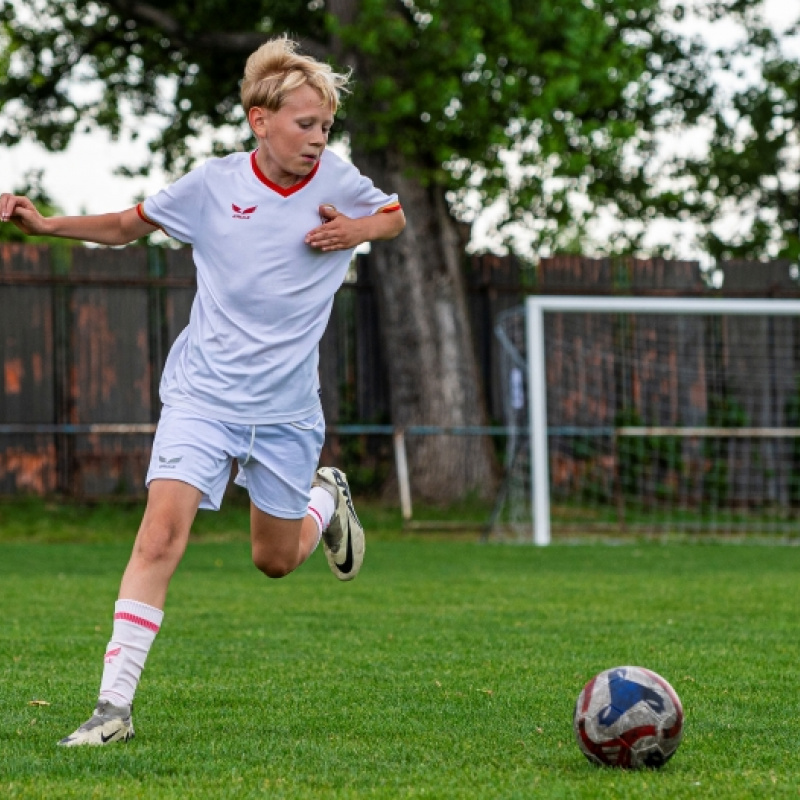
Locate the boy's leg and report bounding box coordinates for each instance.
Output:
[249,506,321,577]
[118,478,202,607]
[59,479,201,747]
[248,467,364,581]
[240,411,366,579]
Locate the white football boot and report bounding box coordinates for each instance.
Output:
[313,467,365,581]
[58,700,134,746]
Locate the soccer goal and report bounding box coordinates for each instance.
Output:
[489,295,800,544]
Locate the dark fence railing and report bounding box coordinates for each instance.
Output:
[1,241,798,498]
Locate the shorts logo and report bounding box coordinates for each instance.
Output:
[232,203,257,219]
[158,455,182,469]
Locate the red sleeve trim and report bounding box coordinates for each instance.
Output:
[136,202,163,231]
[378,202,402,214]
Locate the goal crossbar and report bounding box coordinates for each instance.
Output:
[525,295,800,545]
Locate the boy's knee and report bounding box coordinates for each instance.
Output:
[252,552,295,579]
[134,523,185,566]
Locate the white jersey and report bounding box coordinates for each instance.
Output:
[140,149,400,424]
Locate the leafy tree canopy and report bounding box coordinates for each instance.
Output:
[686,1,800,261]
[1,0,797,260]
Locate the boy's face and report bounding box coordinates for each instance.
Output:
[249,84,334,188]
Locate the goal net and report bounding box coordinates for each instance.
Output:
[489,296,800,543]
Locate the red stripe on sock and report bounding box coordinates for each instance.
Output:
[308,506,325,531]
[114,611,161,632]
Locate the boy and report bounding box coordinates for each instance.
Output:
[0,35,405,745]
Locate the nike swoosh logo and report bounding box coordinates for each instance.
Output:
[100,730,119,743]
[332,469,362,527]
[335,522,354,574]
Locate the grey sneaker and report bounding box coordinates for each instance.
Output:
[57,700,134,747]
[313,467,365,581]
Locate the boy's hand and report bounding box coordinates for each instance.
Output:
[0,194,48,236]
[305,204,365,252]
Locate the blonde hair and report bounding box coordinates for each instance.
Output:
[241,35,351,115]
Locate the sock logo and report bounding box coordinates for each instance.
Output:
[104,646,122,664]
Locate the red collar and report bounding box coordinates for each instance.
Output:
[250,150,320,197]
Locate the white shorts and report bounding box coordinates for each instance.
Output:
[145,405,325,518]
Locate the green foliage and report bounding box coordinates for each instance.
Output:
[615,407,684,502]
[2,1,796,258]
[330,417,394,498]
[701,393,749,508]
[0,0,748,258]
[0,1,326,172]
[674,3,800,261]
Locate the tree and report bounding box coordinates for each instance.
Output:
[582,0,799,266]
[686,2,800,263]
[4,0,786,499]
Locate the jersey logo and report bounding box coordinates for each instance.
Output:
[232,203,257,219]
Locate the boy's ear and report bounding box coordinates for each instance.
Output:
[248,106,269,136]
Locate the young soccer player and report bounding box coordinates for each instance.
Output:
[0,35,405,746]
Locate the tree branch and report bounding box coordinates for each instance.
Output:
[103,0,329,58]
[104,0,183,37]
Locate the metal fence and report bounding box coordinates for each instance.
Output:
[2,242,798,499]
[0,243,192,495]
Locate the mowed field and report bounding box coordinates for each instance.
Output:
[1,500,799,799]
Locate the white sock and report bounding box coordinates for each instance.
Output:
[308,485,335,534]
[98,599,164,708]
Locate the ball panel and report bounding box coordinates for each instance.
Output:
[573,666,683,769]
[639,666,685,741]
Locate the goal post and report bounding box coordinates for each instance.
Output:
[523,295,800,545]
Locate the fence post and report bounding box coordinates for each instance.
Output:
[147,246,167,423]
[393,428,413,521]
[51,245,74,495]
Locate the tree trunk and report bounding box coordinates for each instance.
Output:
[352,147,496,503]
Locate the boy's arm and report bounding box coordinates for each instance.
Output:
[305,203,406,253]
[0,194,157,245]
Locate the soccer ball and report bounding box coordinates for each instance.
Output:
[573,666,684,769]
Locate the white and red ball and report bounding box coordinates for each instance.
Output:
[573,666,684,769]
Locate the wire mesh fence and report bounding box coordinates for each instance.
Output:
[488,301,800,542]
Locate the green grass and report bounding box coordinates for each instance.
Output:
[2,500,800,798]
[0,496,417,544]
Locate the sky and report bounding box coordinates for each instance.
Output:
[0,0,796,259]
